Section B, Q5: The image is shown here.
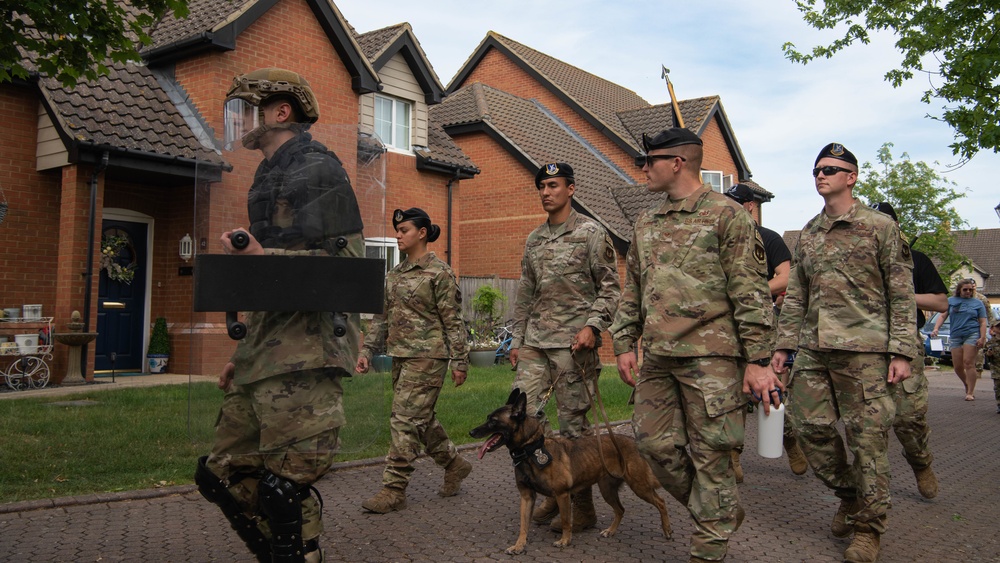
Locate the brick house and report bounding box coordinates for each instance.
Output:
[435,32,773,359]
[0,0,476,380]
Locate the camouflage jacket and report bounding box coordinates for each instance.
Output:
[511,209,620,349]
[610,184,774,361]
[231,133,363,385]
[776,200,917,359]
[976,292,996,325]
[362,252,469,371]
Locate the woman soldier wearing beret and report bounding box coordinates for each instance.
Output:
[356,208,472,513]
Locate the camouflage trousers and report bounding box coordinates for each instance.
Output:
[889,340,933,470]
[631,352,745,561]
[206,368,346,542]
[513,346,599,439]
[382,357,459,489]
[788,348,895,534]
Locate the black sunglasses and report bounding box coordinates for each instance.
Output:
[812,165,854,177]
[637,154,687,167]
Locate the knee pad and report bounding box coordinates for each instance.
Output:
[195,456,272,562]
[259,472,306,562]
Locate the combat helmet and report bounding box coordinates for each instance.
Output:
[223,68,319,150]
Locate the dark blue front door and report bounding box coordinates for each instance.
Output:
[95,220,148,372]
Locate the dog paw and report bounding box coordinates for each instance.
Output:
[600,527,616,538]
[505,545,524,555]
[553,539,569,548]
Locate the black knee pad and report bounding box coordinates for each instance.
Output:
[195,456,272,562]
[259,472,306,562]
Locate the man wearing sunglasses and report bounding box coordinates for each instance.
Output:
[771,143,917,563]
[611,127,779,563]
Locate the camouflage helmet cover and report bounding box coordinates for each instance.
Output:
[226,68,320,123]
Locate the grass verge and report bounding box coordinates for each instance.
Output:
[0,365,634,504]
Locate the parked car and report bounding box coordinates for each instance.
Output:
[920,312,951,363]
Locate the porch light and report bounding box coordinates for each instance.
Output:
[179,233,194,262]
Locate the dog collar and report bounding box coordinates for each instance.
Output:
[509,437,552,468]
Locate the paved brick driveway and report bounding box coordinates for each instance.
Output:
[1,368,997,562]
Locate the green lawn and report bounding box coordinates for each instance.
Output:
[0,365,634,504]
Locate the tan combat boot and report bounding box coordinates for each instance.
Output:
[438,455,472,497]
[731,450,744,483]
[532,496,559,524]
[844,526,881,562]
[361,486,407,513]
[913,465,938,499]
[831,497,860,538]
[784,435,808,475]
[549,487,597,532]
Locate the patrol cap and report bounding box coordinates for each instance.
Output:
[535,163,574,188]
[392,207,431,230]
[815,142,858,167]
[725,183,756,205]
[871,202,898,222]
[642,128,703,152]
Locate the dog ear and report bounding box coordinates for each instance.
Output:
[512,389,527,419]
[506,388,520,406]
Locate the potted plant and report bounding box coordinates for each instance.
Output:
[147,317,170,374]
[468,285,505,367]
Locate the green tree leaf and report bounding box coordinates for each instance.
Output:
[784,1,1000,162]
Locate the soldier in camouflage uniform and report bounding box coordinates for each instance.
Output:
[195,68,364,563]
[985,320,1000,413]
[872,202,947,500]
[971,280,996,376]
[610,128,779,563]
[510,162,621,533]
[772,144,917,563]
[357,208,472,514]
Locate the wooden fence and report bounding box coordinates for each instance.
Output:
[459,275,518,330]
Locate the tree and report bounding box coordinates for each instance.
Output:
[782,1,1000,162]
[2,0,189,87]
[853,142,969,274]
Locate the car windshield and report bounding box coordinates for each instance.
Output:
[922,312,950,333]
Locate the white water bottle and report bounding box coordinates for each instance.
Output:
[756,402,785,458]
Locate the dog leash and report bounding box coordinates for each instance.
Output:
[575,351,626,480]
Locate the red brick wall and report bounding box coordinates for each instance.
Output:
[460,49,642,182]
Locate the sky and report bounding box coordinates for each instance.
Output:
[335,0,999,236]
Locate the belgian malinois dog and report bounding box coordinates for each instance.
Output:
[470,389,672,554]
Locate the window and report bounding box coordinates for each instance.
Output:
[702,171,733,193]
[374,95,411,150]
[366,238,400,273]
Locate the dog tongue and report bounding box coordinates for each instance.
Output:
[477,434,501,460]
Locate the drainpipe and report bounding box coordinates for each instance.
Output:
[81,151,110,373]
[445,169,461,266]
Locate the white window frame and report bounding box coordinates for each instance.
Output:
[701,171,734,193]
[374,94,411,151]
[365,237,400,273]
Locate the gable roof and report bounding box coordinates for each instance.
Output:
[142,0,380,94]
[617,98,757,185]
[448,31,650,156]
[609,183,664,226]
[353,22,444,104]
[434,82,635,241]
[38,62,226,179]
[953,228,1000,294]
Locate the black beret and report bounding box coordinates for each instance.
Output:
[642,128,703,152]
[535,162,574,188]
[815,142,858,167]
[392,207,431,230]
[870,202,898,222]
[725,183,756,204]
